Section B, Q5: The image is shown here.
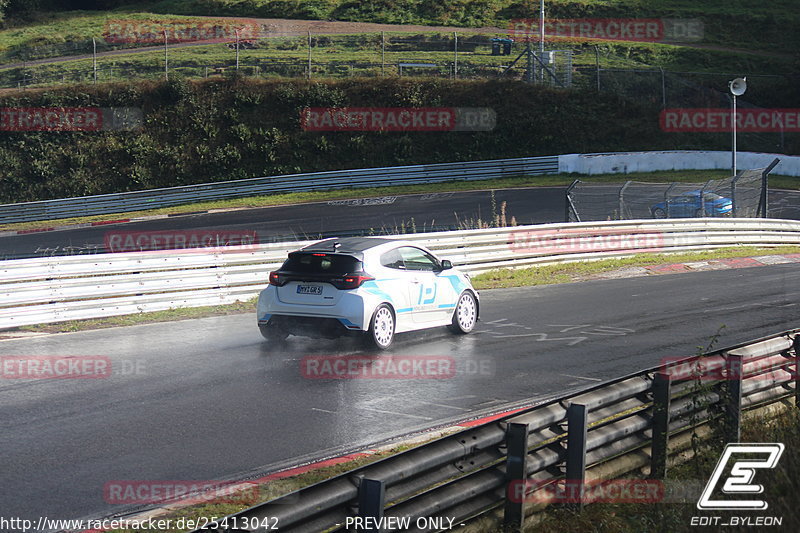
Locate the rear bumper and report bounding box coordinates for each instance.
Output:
[260,315,361,339]
[258,286,369,331]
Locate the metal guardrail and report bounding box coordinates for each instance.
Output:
[0,156,559,224]
[190,329,800,532]
[2,218,800,330]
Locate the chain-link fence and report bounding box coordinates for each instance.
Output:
[566,163,777,222]
[0,32,578,89]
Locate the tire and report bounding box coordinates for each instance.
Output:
[449,291,477,334]
[652,207,666,219]
[367,304,395,350]
[259,324,287,344]
[695,208,705,217]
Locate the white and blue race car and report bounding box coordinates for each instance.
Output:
[257,237,479,349]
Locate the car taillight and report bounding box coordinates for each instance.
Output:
[331,273,374,290]
[269,271,287,286]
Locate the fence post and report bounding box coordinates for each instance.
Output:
[730,173,740,217]
[381,31,385,76]
[235,28,240,70]
[163,30,168,81]
[358,478,385,532]
[504,422,530,531]
[650,372,672,479]
[565,403,588,511]
[565,179,580,222]
[307,31,312,79]
[454,32,458,80]
[725,354,743,443]
[793,335,800,410]
[92,37,97,84]
[618,181,631,220]
[594,45,600,92]
[759,158,780,218]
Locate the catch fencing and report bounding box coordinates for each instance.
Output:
[2,218,800,329]
[566,161,777,222]
[190,329,800,532]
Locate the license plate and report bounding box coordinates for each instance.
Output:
[296,285,322,295]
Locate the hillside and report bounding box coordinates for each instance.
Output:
[0,76,794,204]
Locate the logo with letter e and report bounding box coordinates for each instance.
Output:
[697,443,784,510]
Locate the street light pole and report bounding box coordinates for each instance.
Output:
[731,93,737,176]
[728,77,747,177]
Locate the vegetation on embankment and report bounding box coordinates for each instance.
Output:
[2,76,794,204]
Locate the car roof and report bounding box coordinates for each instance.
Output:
[297,237,433,261]
[300,237,397,254]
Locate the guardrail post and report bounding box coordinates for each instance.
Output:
[724,354,743,443]
[793,335,800,410]
[503,422,530,531]
[650,372,672,479]
[357,478,385,531]
[565,403,588,511]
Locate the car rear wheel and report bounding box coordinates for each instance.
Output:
[449,291,477,334]
[368,304,395,350]
[652,207,666,219]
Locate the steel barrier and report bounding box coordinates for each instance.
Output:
[189,329,800,532]
[2,218,799,329]
[0,156,559,224]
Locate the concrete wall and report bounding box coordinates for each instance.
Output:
[558,151,800,177]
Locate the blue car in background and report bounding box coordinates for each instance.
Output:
[651,190,733,218]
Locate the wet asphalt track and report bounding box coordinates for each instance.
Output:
[2,187,798,259]
[1,264,799,526]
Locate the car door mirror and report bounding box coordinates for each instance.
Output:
[439,259,453,270]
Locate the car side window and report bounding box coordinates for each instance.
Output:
[397,247,439,271]
[380,248,406,270]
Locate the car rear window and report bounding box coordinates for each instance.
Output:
[281,252,361,274]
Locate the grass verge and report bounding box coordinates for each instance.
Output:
[470,245,800,289]
[3,168,794,232]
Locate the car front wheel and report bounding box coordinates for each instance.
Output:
[449,291,477,334]
[652,207,666,219]
[368,304,395,350]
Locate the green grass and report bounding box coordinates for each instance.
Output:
[2,28,793,91]
[2,168,791,232]
[12,298,259,334]
[471,246,800,289]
